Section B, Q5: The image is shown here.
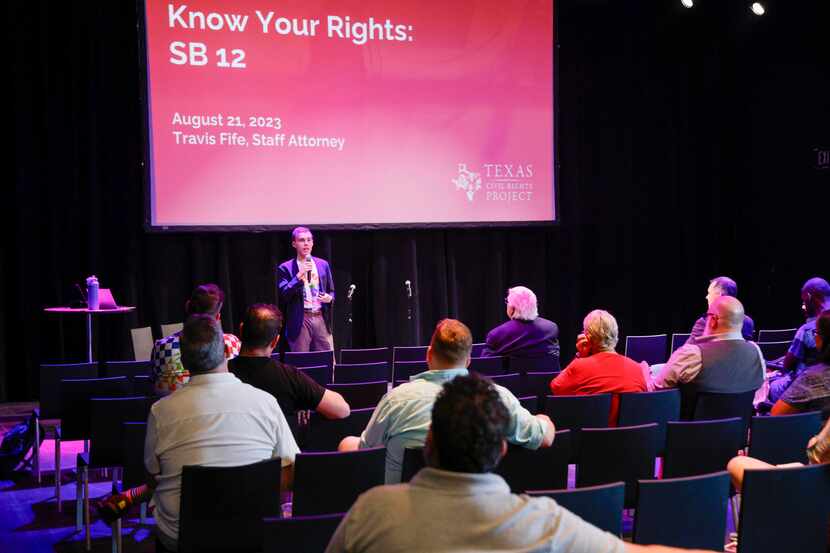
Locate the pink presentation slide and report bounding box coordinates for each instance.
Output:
[143,0,555,227]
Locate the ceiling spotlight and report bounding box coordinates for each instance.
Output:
[681,0,693,7]
[751,2,765,15]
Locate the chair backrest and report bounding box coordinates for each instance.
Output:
[39,362,99,419]
[88,396,153,469]
[495,430,571,493]
[104,359,152,379]
[333,362,390,384]
[663,417,743,478]
[748,411,823,465]
[527,482,624,536]
[469,356,506,376]
[297,365,333,386]
[59,376,131,440]
[757,328,797,343]
[544,394,612,431]
[284,350,334,369]
[624,334,668,365]
[633,471,729,550]
[393,360,428,382]
[302,407,375,452]
[738,463,830,553]
[670,333,691,354]
[618,389,680,455]
[131,375,156,397]
[292,447,386,516]
[160,322,184,338]
[522,371,559,399]
[121,422,148,490]
[400,447,426,483]
[340,347,390,365]
[488,373,523,397]
[262,513,345,553]
[179,458,283,553]
[392,345,428,363]
[470,343,486,357]
[518,395,539,414]
[577,423,658,507]
[756,340,791,361]
[508,357,560,373]
[691,389,756,441]
[327,381,388,410]
[130,326,154,361]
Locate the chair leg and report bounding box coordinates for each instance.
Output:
[111,518,122,553]
[730,494,741,534]
[34,422,41,484]
[56,438,62,512]
[84,466,91,551]
[140,502,147,524]
[75,469,83,531]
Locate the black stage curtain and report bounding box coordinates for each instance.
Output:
[4,1,827,401]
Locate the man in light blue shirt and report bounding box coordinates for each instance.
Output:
[339,318,555,483]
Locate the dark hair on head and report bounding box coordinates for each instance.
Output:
[241,304,283,349]
[291,226,312,241]
[430,319,473,366]
[817,310,830,364]
[430,374,510,473]
[180,314,225,375]
[710,276,738,298]
[186,284,224,316]
[803,278,830,300]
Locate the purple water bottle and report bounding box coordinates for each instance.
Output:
[86,275,100,310]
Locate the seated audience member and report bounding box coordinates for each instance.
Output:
[338,319,555,484]
[145,315,299,551]
[151,283,241,395]
[550,310,648,425]
[229,303,350,435]
[326,374,715,553]
[685,276,755,345]
[770,310,830,419]
[482,286,560,369]
[654,296,766,413]
[769,277,830,402]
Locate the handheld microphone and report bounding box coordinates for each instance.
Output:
[304,254,312,282]
[347,284,356,300]
[405,280,412,298]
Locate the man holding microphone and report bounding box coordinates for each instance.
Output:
[277,227,335,352]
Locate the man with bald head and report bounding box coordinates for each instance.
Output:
[654,296,765,415]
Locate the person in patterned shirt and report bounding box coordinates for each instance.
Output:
[151,283,241,395]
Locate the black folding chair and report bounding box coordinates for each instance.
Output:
[528,482,625,536]
[756,340,791,361]
[522,371,559,401]
[392,346,428,362]
[283,349,334,369]
[469,356,506,376]
[544,393,611,459]
[340,347,390,365]
[302,407,375,452]
[691,389,756,443]
[624,334,668,365]
[471,343,486,357]
[748,411,823,465]
[488,373,523,397]
[669,333,691,354]
[179,458,283,553]
[663,418,744,478]
[104,360,152,379]
[297,365,333,386]
[327,381,387,410]
[518,395,539,413]
[495,430,571,493]
[292,447,386,516]
[393,360,428,382]
[737,463,830,553]
[618,389,680,455]
[333,362,390,384]
[400,447,426,483]
[633,471,729,550]
[262,513,345,553]
[576,423,658,507]
[508,357,560,373]
[756,328,797,343]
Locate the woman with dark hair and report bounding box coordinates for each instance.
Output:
[771,309,830,419]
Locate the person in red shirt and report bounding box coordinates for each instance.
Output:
[550,310,648,425]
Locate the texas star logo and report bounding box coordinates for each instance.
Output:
[452,164,482,202]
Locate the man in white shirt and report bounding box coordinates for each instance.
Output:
[144,314,300,550]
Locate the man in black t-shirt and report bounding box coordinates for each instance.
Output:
[229,304,350,433]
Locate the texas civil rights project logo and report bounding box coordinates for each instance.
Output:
[452,163,535,203]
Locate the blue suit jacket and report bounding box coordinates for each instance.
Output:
[276,256,335,342]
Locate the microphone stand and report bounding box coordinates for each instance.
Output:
[345,288,354,349]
